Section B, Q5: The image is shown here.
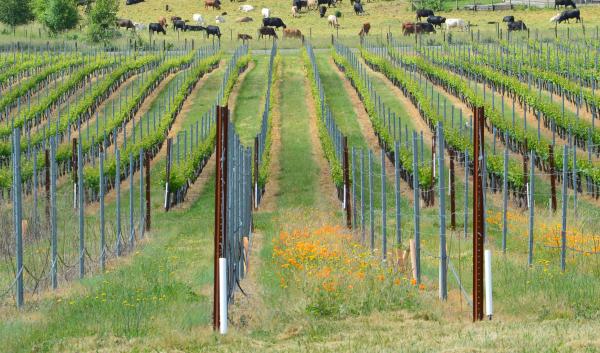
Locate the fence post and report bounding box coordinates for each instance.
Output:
[13,129,24,307]
[352,147,357,229]
[145,150,151,231]
[473,106,484,322]
[129,153,134,249]
[361,149,365,244]
[572,146,577,217]
[412,132,421,284]
[437,122,447,300]
[561,146,568,271]
[165,138,172,211]
[100,151,105,272]
[549,145,557,212]
[464,150,469,239]
[381,148,386,261]
[254,136,259,209]
[344,137,352,229]
[394,141,401,245]
[140,149,144,236]
[369,150,374,253]
[78,138,85,279]
[45,148,50,222]
[528,152,535,267]
[116,148,121,257]
[502,147,508,253]
[72,138,77,209]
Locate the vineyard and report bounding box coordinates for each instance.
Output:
[2,1,600,351]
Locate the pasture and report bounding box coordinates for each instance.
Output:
[1,0,600,352]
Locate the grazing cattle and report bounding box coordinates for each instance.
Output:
[263,17,287,29]
[149,23,167,35]
[353,2,364,15]
[262,8,270,17]
[173,20,187,31]
[294,0,309,10]
[192,13,205,24]
[308,0,317,9]
[418,22,436,33]
[551,9,581,23]
[319,5,327,17]
[318,0,335,7]
[502,15,514,22]
[328,14,339,28]
[507,20,527,31]
[185,24,204,31]
[171,16,182,22]
[126,0,144,5]
[445,18,468,30]
[240,4,254,12]
[216,15,226,23]
[416,9,434,21]
[427,15,445,28]
[259,26,278,39]
[203,25,222,38]
[555,0,576,9]
[292,6,299,17]
[236,16,253,22]
[403,22,434,35]
[283,28,302,38]
[158,16,168,27]
[205,0,221,10]
[116,19,135,30]
[238,33,253,41]
[358,22,370,36]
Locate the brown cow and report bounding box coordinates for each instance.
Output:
[158,16,168,27]
[238,33,253,42]
[402,22,418,35]
[359,22,370,36]
[117,19,136,30]
[258,26,278,39]
[205,0,221,10]
[171,16,182,22]
[283,28,302,39]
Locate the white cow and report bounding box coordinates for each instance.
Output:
[308,0,317,9]
[261,8,270,18]
[216,15,226,23]
[550,13,560,22]
[292,6,299,17]
[240,4,254,12]
[445,18,468,30]
[327,14,339,28]
[192,13,204,24]
[133,22,147,31]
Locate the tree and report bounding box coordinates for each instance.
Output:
[38,0,79,34]
[0,0,34,29]
[87,0,119,44]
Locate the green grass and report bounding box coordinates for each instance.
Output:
[231,57,268,145]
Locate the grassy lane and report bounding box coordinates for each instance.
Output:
[232,57,268,146]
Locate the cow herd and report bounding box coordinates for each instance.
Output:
[118,0,586,42]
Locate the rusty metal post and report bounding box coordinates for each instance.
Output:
[549,145,557,213]
[213,105,229,331]
[145,151,151,231]
[473,106,485,322]
[343,137,352,229]
[450,151,456,230]
[165,138,172,211]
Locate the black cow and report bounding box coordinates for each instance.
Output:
[202,25,222,38]
[318,0,335,7]
[416,9,434,21]
[173,20,187,31]
[353,2,364,14]
[263,17,287,29]
[502,15,514,22]
[417,22,436,34]
[259,26,278,39]
[149,23,166,34]
[319,5,327,17]
[126,0,144,5]
[507,20,527,31]
[293,0,308,10]
[554,9,581,23]
[426,15,445,28]
[185,25,204,31]
[555,0,576,9]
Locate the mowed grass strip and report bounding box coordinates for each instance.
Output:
[232,56,269,146]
